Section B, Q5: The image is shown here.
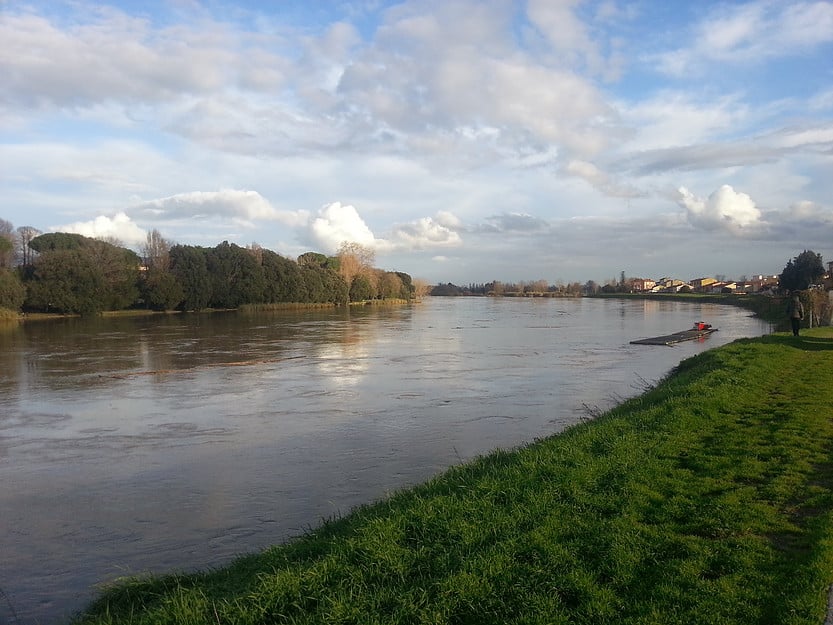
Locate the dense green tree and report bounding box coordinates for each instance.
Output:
[22,235,140,314]
[349,274,375,302]
[779,250,825,292]
[28,233,141,309]
[205,241,265,308]
[25,249,106,315]
[169,245,212,311]
[321,269,348,304]
[88,241,141,310]
[141,268,184,311]
[430,283,464,296]
[300,266,326,302]
[297,267,345,303]
[297,252,330,269]
[0,269,25,311]
[394,272,414,299]
[261,249,304,303]
[29,232,88,252]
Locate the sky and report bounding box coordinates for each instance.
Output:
[2,0,832,285]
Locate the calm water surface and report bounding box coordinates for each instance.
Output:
[0,297,771,624]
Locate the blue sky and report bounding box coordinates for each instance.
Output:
[2,0,832,285]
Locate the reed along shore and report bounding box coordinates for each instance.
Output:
[75,328,833,625]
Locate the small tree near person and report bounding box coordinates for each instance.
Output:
[779,250,825,292]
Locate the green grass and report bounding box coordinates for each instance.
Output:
[74,329,833,625]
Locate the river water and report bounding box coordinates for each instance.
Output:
[0,296,771,624]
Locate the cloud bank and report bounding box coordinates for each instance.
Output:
[1,0,832,283]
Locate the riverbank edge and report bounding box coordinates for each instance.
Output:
[588,292,788,327]
[0,292,781,325]
[0,298,418,324]
[73,328,833,625]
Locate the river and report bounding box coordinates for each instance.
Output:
[0,296,771,624]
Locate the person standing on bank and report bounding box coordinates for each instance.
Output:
[787,292,804,337]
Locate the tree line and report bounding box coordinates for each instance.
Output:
[0,220,415,315]
[2,216,826,315]
[431,280,586,296]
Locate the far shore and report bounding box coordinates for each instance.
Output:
[0,298,417,324]
[0,291,789,324]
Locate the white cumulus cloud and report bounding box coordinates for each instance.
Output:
[677,184,763,235]
[389,216,463,250]
[434,210,463,230]
[303,202,464,254]
[306,202,378,253]
[56,212,147,245]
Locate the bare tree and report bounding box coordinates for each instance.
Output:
[141,229,173,270]
[337,242,375,290]
[411,278,431,298]
[246,242,264,265]
[0,219,14,268]
[531,279,549,293]
[97,235,124,247]
[16,226,41,266]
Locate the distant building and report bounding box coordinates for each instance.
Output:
[653,278,689,292]
[709,281,737,293]
[750,275,779,293]
[630,278,656,292]
[690,277,718,292]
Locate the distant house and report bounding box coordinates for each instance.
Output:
[653,278,690,293]
[709,281,737,293]
[750,275,779,293]
[630,278,656,292]
[690,277,718,292]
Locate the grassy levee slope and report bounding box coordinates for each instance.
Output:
[76,329,833,625]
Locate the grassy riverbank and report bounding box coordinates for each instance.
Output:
[75,329,833,625]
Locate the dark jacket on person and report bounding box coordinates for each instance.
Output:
[787,296,804,319]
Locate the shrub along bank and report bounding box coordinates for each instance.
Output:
[75,329,833,625]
